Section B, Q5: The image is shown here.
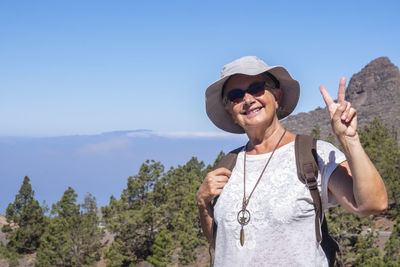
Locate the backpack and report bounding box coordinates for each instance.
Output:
[209,135,339,267]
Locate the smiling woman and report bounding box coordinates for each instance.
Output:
[197,56,388,267]
[223,73,281,135]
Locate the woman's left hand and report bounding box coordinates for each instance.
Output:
[319,77,358,140]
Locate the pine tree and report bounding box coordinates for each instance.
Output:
[101,154,225,266]
[165,157,206,264]
[103,157,211,266]
[36,188,104,266]
[147,229,174,267]
[104,238,133,267]
[359,117,400,216]
[2,176,47,255]
[352,230,383,266]
[71,193,103,265]
[325,132,337,146]
[310,124,321,139]
[383,215,400,265]
[121,160,164,210]
[103,160,165,265]
[326,206,374,266]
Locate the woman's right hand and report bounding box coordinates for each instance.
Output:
[197,168,231,206]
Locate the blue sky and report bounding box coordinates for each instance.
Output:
[1,0,399,137]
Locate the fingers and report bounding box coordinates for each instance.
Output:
[341,101,349,121]
[342,101,356,123]
[333,101,347,122]
[210,168,230,188]
[320,77,347,117]
[346,106,356,123]
[333,101,356,123]
[319,85,334,108]
[337,77,346,104]
[198,168,231,202]
[320,77,347,106]
[212,167,232,177]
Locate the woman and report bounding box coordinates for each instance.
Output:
[197,56,388,266]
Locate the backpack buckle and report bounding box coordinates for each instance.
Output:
[305,177,318,190]
[303,162,318,190]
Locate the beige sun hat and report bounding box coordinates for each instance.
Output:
[205,56,300,134]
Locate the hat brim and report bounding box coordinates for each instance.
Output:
[205,65,300,134]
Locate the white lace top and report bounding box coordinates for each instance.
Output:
[213,140,346,267]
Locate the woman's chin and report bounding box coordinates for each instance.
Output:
[240,117,277,132]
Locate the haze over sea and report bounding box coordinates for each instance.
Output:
[0,131,247,213]
[1,1,399,212]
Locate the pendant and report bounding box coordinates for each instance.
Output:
[240,226,245,246]
[237,209,250,246]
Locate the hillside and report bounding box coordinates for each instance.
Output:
[282,57,400,139]
[0,214,6,245]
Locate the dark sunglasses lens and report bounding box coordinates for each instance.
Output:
[227,89,245,104]
[248,83,265,97]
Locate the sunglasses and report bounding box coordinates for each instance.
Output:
[224,81,272,105]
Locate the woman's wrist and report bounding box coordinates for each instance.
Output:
[337,133,361,156]
[197,196,211,209]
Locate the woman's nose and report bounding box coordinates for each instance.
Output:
[243,92,256,105]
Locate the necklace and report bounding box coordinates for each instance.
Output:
[237,129,287,246]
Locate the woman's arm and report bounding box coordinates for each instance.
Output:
[197,168,231,243]
[320,77,388,215]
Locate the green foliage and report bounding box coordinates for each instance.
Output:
[325,132,337,146]
[147,229,174,267]
[0,242,4,258]
[1,176,47,255]
[384,215,400,265]
[310,124,321,139]
[359,117,400,216]
[36,188,104,266]
[105,238,135,267]
[326,206,374,266]
[7,253,19,267]
[165,158,209,261]
[103,160,165,265]
[103,157,210,265]
[352,230,383,266]
[36,215,72,265]
[0,244,19,266]
[309,124,338,147]
[121,159,164,210]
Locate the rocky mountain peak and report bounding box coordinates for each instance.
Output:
[282,57,400,139]
[346,57,400,108]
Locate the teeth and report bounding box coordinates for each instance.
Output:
[246,108,260,115]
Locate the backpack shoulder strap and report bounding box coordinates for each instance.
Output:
[209,146,243,266]
[211,146,243,208]
[295,135,323,243]
[213,146,244,171]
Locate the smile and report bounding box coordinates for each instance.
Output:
[242,107,262,115]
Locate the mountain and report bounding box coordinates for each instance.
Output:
[2,57,399,214]
[282,57,400,138]
[0,131,246,213]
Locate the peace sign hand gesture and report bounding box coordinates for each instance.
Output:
[319,77,358,140]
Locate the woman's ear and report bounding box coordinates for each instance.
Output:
[274,89,283,109]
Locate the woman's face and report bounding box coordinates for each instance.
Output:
[223,73,281,132]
